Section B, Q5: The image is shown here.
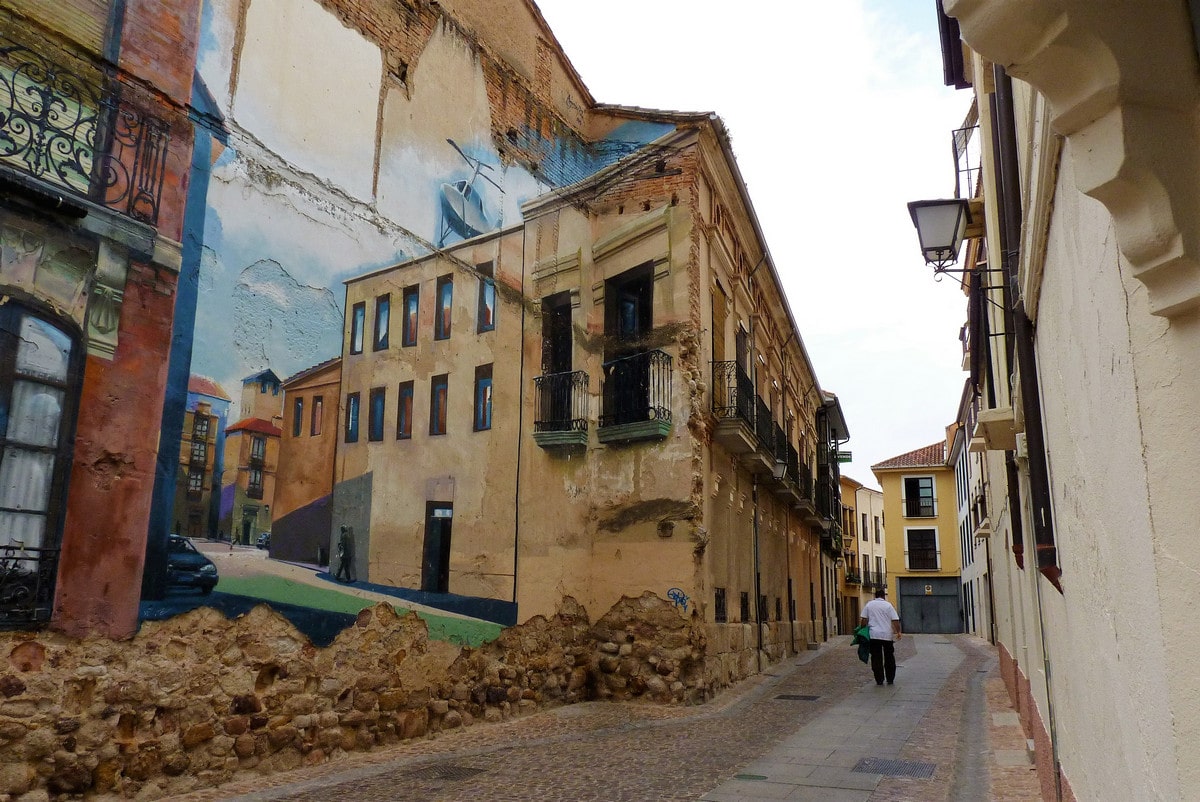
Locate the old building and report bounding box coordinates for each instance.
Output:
[171,376,232,540]
[273,358,340,564]
[220,371,283,544]
[923,1,1200,797]
[839,475,886,631]
[0,0,206,635]
[871,437,963,633]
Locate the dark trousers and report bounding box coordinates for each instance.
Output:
[869,639,896,684]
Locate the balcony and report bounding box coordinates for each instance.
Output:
[246,484,264,501]
[533,370,589,448]
[248,453,265,470]
[844,571,862,586]
[598,349,672,444]
[903,497,937,518]
[862,569,887,590]
[971,490,991,538]
[0,32,170,225]
[906,550,940,571]
[711,361,756,454]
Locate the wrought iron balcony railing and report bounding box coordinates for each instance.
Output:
[904,497,937,518]
[754,396,773,457]
[533,370,589,433]
[0,32,170,225]
[0,545,60,626]
[599,349,672,430]
[710,361,754,428]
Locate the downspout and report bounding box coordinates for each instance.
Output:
[752,477,763,671]
[512,222,528,605]
[994,64,1063,802]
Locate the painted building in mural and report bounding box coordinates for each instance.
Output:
[273,358,340,565]
[171,376,232,539]
[0,0,206,636]
[871,438,963,634]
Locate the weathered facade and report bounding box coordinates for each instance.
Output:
[0,0,205,635]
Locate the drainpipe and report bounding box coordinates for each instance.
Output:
[785,507,795,656]
[512,222,527,605]
[994,64,1063,802]
[752,476,763,672]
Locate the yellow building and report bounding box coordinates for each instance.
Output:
[870,438,962,633]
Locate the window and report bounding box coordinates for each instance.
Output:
[373,294,390,350]
[190,439,207,462]
[311,396,324,436]
[402,285,419,347]
[862,512,868,541]
[350,302,366,354]
[368,387,386,441]
[248,468,264,499]
[739,591,750,622]
[345,392,360,443]
[250,436,265,462]
[429,374,448,435]
[477,261,496,333]
[187,468,203,493]
[192,413,210,439]
[903,476,936,517]
[473,364,493,431]
[292,397,304,437]
[874,515,881,543]
[397,381,414,439]
[906,528,939,570]
[434,275,453,340]
[714,587,727,623]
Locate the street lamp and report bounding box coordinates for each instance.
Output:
[772,457,787,482]
[907,199,971,270]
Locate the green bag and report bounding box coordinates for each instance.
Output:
[852,624,871,664]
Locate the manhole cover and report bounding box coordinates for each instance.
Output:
[852,757,936,778]
[775,694,820,701]
[404,764,488,782]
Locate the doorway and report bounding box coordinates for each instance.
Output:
[422,502,453,593]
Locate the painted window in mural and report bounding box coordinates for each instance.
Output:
[190,439,206,462]
[434,276,452,340]
[250,435,265,462]
[476,262,495,333]
[368,387,385,442]
[0,305,79,573]
[188,468,203,493]
[345,392,359,443]
[292,397,304,437]
[402,286,419,347]
[473,364,492,432]
[311,396,324,436]
[193,413,209,440]
[430,374,448,435]
[373,295,390,351]
[397,381,413,439]
[248,468,264,499]
[350,302,366,355]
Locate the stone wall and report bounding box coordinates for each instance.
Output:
[0,592,772,799]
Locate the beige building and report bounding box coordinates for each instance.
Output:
[871,438,962,633]
[840,475,886,632]
[274,358,341,564]
[221,371,284,544]
[338,109,849,676]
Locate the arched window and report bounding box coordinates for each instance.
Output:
[0,301,82,624]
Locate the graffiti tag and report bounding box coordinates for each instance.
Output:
[667,587,690,612]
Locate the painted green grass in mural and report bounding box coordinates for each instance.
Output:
[215,575,502,647]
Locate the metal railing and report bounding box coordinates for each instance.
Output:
[710,361,754,427]
[0,32,170,224]
[0,545,60,626]
[906,550,940,571]
[903,497,937,518]
[754,396,773,456]
[599,349,672,428]
[533,370,589,432]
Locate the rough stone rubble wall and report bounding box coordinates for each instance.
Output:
[0,593,772,798]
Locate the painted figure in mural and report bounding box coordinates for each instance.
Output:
[335,525,356,583]
[860,587,902,686]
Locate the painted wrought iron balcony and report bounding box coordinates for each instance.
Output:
[248,453,265,469]
[246,484,264,500]
[0,545,60,626]
[533,369,589,448]
[598,349,672,443]
[0,33,170,225]
[711,360,756,455]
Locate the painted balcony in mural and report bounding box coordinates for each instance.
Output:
[0,32,169,225]
[532,369,589,449]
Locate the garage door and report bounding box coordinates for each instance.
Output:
[898,577,962,634]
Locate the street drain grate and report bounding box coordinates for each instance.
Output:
[775,694,820,701]
[404,764,488,782]
[734,773,768,781]
[852,757,936,778]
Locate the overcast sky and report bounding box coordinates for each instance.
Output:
[535,0,971,488]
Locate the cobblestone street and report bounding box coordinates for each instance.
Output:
[166,634,1041,802]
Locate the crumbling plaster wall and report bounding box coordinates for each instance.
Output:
[0,593,772,799]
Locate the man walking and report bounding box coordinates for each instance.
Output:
[860,587,902,685]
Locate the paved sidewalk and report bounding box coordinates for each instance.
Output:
[164,634,1040,802]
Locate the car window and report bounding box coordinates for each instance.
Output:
[168,538,197,554]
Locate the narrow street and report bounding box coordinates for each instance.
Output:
[168,635,1041,802]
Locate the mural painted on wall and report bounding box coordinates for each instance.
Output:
[143,0,678,638]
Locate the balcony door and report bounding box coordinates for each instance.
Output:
[603,265,653,425]
[422,502,453,593]
[542,292,572,374]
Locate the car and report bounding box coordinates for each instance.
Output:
[166,535,219,595]
[256,532,271,550]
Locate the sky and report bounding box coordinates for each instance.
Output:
[535,0,972,488]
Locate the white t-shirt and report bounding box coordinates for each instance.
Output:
[861,598,900,641]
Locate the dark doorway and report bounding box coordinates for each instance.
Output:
[603,265,654,425]
[422,502,453,593]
